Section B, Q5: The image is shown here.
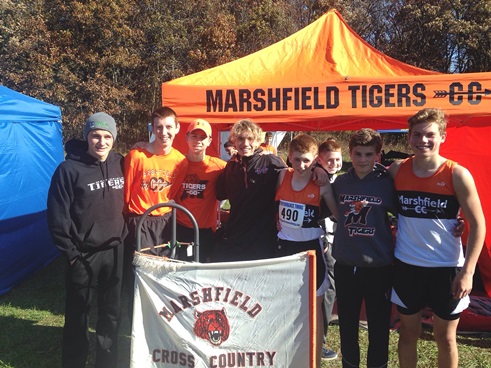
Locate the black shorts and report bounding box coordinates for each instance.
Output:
[125,213,172,254]
[276,238,328,295]
[391,258,468,320]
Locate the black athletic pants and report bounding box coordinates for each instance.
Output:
[322,242,336,341]
[176,223,215,262]
[62,244,123,368]
[334,263,392,368]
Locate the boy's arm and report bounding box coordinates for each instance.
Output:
[123,152,135,210]
[312,166,329,185]
[216,167,228,201]
[320,183,339,221]
[274,169,288,232]
[452,165,486,299]
[132,141,149,150]
[168,158,189,201]
[388,159,403,179]
[47,167,80,263]
[276,168,287,191]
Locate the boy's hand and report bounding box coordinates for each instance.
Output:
[451,270,473,299]
[452,217,465,238]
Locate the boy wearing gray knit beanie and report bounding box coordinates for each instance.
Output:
[83,112,117,141]
[47,111,125,368]
[83,112,117,162]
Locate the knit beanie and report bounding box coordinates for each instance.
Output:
[83,112,117,140]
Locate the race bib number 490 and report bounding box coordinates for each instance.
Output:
[279,200,305,228]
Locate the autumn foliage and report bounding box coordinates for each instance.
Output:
[2,0,491,151]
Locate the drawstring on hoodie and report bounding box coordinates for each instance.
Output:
[99,160,110,198]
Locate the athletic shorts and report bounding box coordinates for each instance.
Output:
[276,237,329,296]
[391,258,470,320]
[125,213,172,255]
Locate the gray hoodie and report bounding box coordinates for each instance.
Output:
[332,163,396,267]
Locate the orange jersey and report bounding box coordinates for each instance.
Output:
[275,168,323,241]
[124,147,186,216]
[260,143,277,155]
[174,156,226,230]
[394,157,462,266]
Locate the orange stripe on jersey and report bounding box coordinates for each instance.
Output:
[275,169,320,207]
[395,157,456,195]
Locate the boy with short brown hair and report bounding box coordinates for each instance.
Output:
[332,128,396,368]
[317,137,343,361]
[275,133,338,368]
[174,119,226,262]
[260,131,277,155]
[318,138,343,178]
[48,112,126,368]
[390,108,486,368]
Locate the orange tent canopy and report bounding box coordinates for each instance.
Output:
[163,9,491,298]
[162,9,491,131]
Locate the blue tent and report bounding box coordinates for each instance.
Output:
[0,86,63,295]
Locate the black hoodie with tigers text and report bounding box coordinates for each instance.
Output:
[47,139,126,262]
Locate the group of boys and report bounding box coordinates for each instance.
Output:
[47,108,225,368]
[311,111,484,368]
[47,107,485,368]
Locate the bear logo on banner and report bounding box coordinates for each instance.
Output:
[194,308,230,346]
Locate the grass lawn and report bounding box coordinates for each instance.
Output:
[1,256,490,367]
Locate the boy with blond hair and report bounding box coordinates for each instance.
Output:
[213,119,328,262]
[213,119,287,261]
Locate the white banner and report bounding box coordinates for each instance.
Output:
[131,251,315,368]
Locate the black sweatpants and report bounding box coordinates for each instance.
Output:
[322,242,336,340]
[122,213,171,323]
[334,263,392,368]
[62,244,123,368]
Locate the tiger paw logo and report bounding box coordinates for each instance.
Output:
[193,308,230,346]
[345,200,368,216]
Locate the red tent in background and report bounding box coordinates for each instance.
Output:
[441,125,491,298]
[162,9,491,298]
